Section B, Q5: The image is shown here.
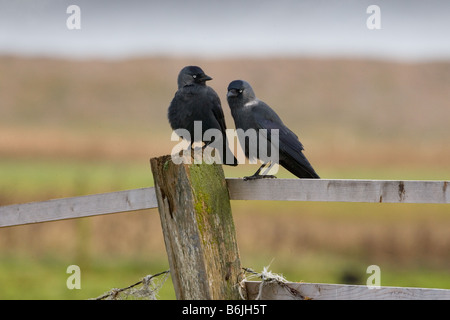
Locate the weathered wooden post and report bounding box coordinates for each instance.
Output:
[150,154,243,300]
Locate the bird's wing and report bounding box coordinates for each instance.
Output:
[208,87,228,133]
[252,102,304,154]
[251,101,319,178]
[168,90,194,119]
[206,87,238,166]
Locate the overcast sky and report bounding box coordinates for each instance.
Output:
[1,0,449,61]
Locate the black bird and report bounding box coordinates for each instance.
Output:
[168,66,237,166]
[226,80,319,179]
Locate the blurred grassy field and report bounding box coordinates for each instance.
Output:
[0,56,449,299]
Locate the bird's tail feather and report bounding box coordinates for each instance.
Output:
[280,153,320,179]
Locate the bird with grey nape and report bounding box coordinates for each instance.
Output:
[226,80,319,180]
[168,66,237,166]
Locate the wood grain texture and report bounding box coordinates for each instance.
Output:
[0,187,157,227]
[150,155,242,300]
[245,281,450,300]
[1,178,449,228]
[227,178,450,204]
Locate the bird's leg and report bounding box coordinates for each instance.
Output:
[202,141,211,150]
[181,141,200,161]
[183,141,193,152]
[243,162,277,181]
[176,141,193,158]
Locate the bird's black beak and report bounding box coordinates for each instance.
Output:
[227,88,239,98]
[200,74,213,82]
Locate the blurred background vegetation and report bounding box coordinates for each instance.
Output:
[0,56,449,299]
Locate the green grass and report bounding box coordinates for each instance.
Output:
[2,251,450,300]
[0,254,175,300]
[0,158,154,205]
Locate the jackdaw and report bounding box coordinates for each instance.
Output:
[226,80,319,179]
[168,66,237,166]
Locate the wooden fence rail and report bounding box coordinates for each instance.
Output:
[1,160,449,300]
[0,179,448,228]
[245,281,450,300]
[0,188,158,228]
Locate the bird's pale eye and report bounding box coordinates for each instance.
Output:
[192,75,197,79]
[239,89,243,93]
